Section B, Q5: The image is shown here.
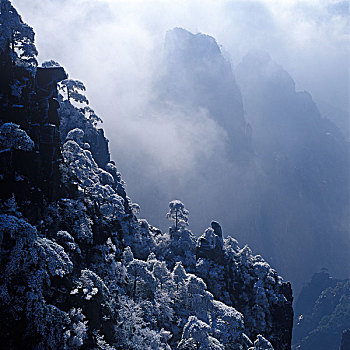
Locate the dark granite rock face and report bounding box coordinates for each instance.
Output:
[340,329,350,350]
[0,54,68,221]
[196,221,224,264]
[270,282,293,349]
[211,220,223,238]
[84,127,110,169]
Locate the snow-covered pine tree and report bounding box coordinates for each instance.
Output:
[59,79,89,104]
[166,200,189,231]
[0,0,37,67]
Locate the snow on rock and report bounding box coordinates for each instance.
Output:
[211,300,244,346]
[62,138,125,220]
[178,316,224,350]
[0,122,34,151]
[249,334,274,350]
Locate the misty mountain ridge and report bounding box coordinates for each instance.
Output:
[315,99,350,141]
[292,270,350,350]
[235,48,349,287]
[156,27,253,162]
[120,27,349,295]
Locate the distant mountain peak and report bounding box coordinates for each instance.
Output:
[159,27,253,161]
[164,27,221,59]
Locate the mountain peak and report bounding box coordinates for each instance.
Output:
[165,27,221,59]
[159,27,252,161]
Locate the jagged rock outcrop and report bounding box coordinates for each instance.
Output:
[130,29,349,299]
[0,28,68,221]
[196,221,224,263]
[340,329,350,350]
[194,222,293,349]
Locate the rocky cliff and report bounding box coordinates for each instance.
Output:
[235,51,350,291]
[293,271,350,349]
[156,27,253,162]
[0,2,293,349]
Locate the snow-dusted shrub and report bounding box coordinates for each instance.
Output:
[59,199,94,243]
[1,215,72,279]
[172,261,187,286]
[0,215,75,349]
[28,301,70,349]
[154,287,174,329]
[185,274,213,322]
[66,128,84,145]
[93,330,115,350]
[90,238,126,299]
[62,139,99,185]
[152,260,171,289]
[122,219,158,261]
[196,258,228,303]
[116,296,171,350]
[64,308,88,349]
[99,169,115,186]
[42,60,61,68]
[186,274,207,296]
[36,237,73,277]
[223,235,240,253]
[126,259,156,300]
[62,139,125,220]
[178,316,224,350]
[56,230,81,255]
[0,122,34,151]
[211,300,244,347]
[71,269,109,301]
[106,162,123,184]
[161,226,196,270]
[131,202,140,215]
[249,334,274,350]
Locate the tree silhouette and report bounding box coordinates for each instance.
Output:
[59,79,89,104]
